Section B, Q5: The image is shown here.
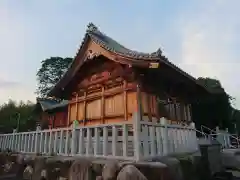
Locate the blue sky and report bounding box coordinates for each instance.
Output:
[0,0,239,108]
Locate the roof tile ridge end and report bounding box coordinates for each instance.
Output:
[151,48,163,57]
[86,22,99,34]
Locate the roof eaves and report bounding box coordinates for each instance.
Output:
[47,28,91,96]
[48,22,212,96]
[46,101,69,111]
[158,56,211,93]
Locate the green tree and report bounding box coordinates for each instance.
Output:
[192,77,234,132]
[36,57,73,97]
[0,100,35,133]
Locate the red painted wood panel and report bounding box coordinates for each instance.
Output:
[54,111,68,128]
[41,110,68,129]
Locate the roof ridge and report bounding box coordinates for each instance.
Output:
[85,22,163,59]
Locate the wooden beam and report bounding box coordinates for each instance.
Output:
[70,85,136,104]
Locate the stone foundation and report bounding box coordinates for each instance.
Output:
[0,151,222,180]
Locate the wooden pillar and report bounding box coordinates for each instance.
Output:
[167,99,172,120]
[183,104,188,122]
[173,99,177,122]
[75,93,78,121]
[67,104,70,126]
[136,84,142,122]
[83,91,87,126]
[101,86,105,124]
[179,103,184,123]
[147,94,152,122]
[123,80,128,121]
[53,115,56,128]
[188,104,192,122]
[155,95,160,120]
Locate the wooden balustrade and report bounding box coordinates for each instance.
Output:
[0,114,198,161]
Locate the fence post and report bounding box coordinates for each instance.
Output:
[133,112,141,161]
[216,126,220,141]
[190,122,198,151]
[103,126,108,157]
[49,130,53,154]
[224,128,227,148]
[65,129,69,155]
[24,134,27,153]
[0,135,2,150]
[225,128,231,148]
[12,129,17,151]
[71,123,77,155]
[17,134,21,152]
[34,126,40,153]
[215,126,221,146]
[0,135,3,150]
[160,117,168,155]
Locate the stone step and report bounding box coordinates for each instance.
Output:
[0,174,17,180]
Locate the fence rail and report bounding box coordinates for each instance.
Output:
[0,113,198,161]
[200,125,237,149]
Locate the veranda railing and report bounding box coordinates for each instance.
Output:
[201,125,235,148]
[0,113,198,161]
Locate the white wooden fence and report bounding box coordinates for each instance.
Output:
[201,125,235,148]
[0,113,198,161]
[216,130,231,148]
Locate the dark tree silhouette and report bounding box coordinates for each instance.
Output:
[0,100,35,133]
[192,77,234,132]
[36,57,73,97]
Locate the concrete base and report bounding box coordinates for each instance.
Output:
[222,149,240,169]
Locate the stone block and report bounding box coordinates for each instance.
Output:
[102,160,120,180]
[120,161,168,180]
[68,158,93,180]
[32,157,47,180]
[151,156,183,180]
[117,165,148,180]
[199,142,223,178]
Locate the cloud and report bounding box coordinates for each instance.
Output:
[0,85,36,104]
[0,79,19,88]
[176,0,240,108]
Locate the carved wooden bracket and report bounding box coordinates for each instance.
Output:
[87,50,101,60]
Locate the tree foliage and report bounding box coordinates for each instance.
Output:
[36,57,73,97]
[192,77,234,132]
[230,109,240,134]
[0,100,35,133]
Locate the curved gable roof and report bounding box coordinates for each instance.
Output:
[48,22,210,97]
[86,23,162,59]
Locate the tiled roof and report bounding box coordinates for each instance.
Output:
[85,23,162,59]
[48,22,211,96]
[36,98,68,112]
[46,100,68,111]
